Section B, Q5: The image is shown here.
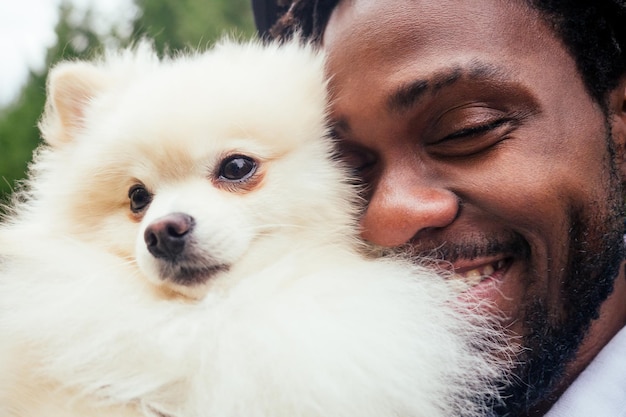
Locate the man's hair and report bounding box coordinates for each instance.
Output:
[269,0,626,107]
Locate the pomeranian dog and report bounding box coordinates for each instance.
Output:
[0,38,510,417]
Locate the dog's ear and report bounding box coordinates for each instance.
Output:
[39,62,109,147]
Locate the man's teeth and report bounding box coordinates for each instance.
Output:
[482,264,495,276]
[462,269,486,286]
[456,260,504,286]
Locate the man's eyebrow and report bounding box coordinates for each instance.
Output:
[387,62,512,113]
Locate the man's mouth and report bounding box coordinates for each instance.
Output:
[453,258,511,287]
[382,233,527,294]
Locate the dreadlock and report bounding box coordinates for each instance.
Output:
[270,0,340,42]
[269,0,626,107]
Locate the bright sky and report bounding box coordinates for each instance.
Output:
[0,0,138,105]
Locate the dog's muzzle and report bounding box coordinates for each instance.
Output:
[143,213,229,286]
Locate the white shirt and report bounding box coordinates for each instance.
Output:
[545,326,626,416]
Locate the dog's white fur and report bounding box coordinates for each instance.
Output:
[0,39,510,417]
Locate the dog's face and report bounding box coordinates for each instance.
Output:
[34,40,356,298]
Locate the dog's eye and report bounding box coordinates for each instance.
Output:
[128,185,152,213]
[218,155,257,182]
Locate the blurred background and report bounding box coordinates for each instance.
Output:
[0,0,256,205]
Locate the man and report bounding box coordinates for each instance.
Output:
[252,0,626,416]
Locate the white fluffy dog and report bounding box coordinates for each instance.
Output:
[0,39,510,417]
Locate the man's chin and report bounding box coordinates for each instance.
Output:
[491,300,580,416]
[492,229,623,415]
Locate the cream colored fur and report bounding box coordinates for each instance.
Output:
[0,38,510,417]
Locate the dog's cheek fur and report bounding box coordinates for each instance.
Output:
[249,140,359,245]
[58,153,144,259]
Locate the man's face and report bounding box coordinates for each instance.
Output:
[323,0,626,412]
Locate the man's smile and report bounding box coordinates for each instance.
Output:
[453,257,511,287]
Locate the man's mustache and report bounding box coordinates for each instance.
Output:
[376,232,531,265]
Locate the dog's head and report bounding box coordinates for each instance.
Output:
[31,39,359,298]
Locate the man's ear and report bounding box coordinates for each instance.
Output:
[609,74,626,182]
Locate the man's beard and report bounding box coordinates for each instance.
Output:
[492,212,624,416]
[384,206,624,417]
[492,134,626,416]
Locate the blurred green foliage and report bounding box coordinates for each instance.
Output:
[134,0,255,53]
[0,0,255,204]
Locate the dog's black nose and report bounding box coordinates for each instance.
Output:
[144,213,195,260]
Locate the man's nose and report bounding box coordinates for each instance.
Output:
[360,173,459,247]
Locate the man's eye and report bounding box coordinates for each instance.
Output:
[440,118,511,141]
[427,117,515,158]
[425,103,519,158]
[128,185,152,213]
[336,145,377,175]
[218,155,257,182]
